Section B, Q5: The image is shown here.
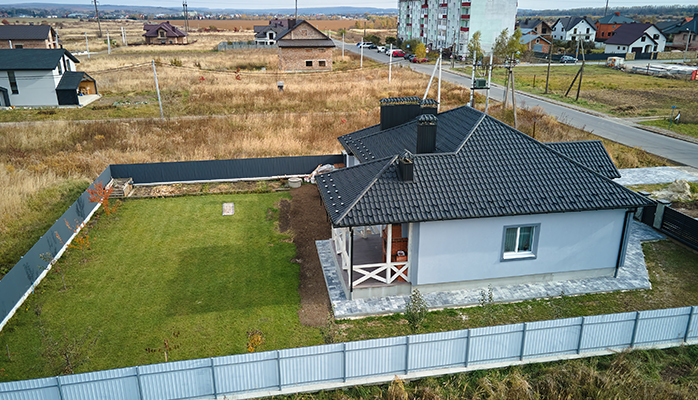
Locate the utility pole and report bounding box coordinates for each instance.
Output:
[437,48,442,113]
[294,0,297,21]
[92,0,102,37]
[389,44,393,83]
[342,32,344,58]
[121,26,127,46]
[604,0,609,17]
[84,32,90,59]
[485,52,493,114]
[106,29,111,54]
[469,49,476,107]
[183,1,189,33]
[152,60,164,120]
[360,36,364,69]
[544,40,553,94]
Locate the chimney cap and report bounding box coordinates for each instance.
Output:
[417,113,437,125]
[420,98,439,106]
[380,96,421,105]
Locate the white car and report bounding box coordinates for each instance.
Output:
[376,46,386,53]
[356,42,372,48]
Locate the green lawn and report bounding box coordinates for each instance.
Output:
[0,193,321,380]
[641,119,698,140]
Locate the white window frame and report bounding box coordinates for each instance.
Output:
[305,60,313,67]
[500,223,540,261]
[318,60,327,67]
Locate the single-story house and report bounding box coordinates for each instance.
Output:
[552,16,596,42]
[277,20,334,72]
[594,12,636,42]
[0,24,59,49]
[604,23,666,54]
[0,49,97,107]
[317,98,651,299]
[664,14,698,51]
[143,21,188,45]
[520,32,551,53]
[254,18,295,46]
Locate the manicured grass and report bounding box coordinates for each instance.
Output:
[641,120,698,140]
[0,193,321,380]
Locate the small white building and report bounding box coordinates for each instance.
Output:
[319,98,651,300]
[0,49,97,107]
[397,0,518,54]
[604,23,667,54]
[552,16,596,41]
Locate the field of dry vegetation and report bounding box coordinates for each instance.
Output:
[0,29,669,279]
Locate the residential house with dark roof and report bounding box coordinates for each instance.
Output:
[664,14,698,51]
[318,98,651,299]
[516,18,552,39]
[254,18,295,46]
[0,24,59,49]
[594,12,636,42]
[604,23,666,54]
[519,32,551,53]
[143,21,188,45]
[0,49,97,107]
[552,17,596,41]
[277,20,334,72]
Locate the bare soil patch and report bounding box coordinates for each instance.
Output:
[288,184,332,327]
[672,201,698,218]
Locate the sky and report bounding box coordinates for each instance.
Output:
[0,0,696,10]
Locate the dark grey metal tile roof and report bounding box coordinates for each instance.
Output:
[545,140,620,179]
[318,109,651,227]
[0,49,79,70]
[338,106,484,163]
[0,25,53,40]
[605,23,659,45]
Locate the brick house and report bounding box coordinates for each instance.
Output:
[277,20,334,72]
[0,25,59,49]
[594,12,637,42]
[143,21,188,45]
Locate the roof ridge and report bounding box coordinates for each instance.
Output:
[335,155,397,225]
[454,112,486,154]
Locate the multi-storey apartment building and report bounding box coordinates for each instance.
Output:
[397,0,517,55]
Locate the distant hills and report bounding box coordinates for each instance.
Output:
[0,3,398,15]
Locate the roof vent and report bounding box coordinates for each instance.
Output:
[416,114,437,154]
[398,152,414,182]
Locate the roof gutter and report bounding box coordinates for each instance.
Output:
[614,209,634,278]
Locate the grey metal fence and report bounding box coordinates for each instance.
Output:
[1,305,696,400]
[0,167,112,332]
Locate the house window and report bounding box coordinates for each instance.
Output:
[318,60,326,67]
[8,71,18,94]
[501,224,540,261]
[586,28,590,33]
[158,30,166,38]
[14,44,23,49]
[654,45,658,51]
[57,61,63,74]
[305,60,313,67]
[641,36,646,42]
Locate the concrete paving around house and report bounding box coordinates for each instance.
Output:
[316,220,664,319]
[615,166,698,186]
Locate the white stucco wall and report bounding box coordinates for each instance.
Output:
[414,209,628,287]
[553,20,596,41]
[469,0,517,52]
[0,69,60,107]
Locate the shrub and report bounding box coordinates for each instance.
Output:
[404,289,428,333]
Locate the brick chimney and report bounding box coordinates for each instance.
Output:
[615,12,620,16]
[416,114,437,154]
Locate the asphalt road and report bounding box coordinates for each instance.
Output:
[337,41,698,168]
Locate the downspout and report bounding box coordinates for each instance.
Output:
[614,209,634,278]
[349,227,354,299]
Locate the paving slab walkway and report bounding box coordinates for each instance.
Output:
[615,166,698,186]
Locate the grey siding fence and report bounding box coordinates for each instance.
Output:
[1,305,697,400]
[0,154,344,333]
[217,41,277,51]
[0,167,112,333]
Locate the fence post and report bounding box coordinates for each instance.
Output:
[135,366,144,400]
[576,317,585,354]
[404,336,410,375]
[630,311,641,348]
[463,330,470,367]
[342,342,347,382]
[277,350,282,391]
[56,376,65,400]
[519,323,527,361]
[653,200,671,229]
[684,306,695,343]
[210,358,218,399]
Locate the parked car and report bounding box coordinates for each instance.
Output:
[368,44,377,49]
[390,49,406,57]
[560,55,577,63]
[411,57,429,63]
[376,46,386,53]
[356,42,372,48]
[405,54,415,61]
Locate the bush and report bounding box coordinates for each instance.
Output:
[404,289,428,333]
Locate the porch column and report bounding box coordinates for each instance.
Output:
[386,224,392,282]
[349,227,354,299]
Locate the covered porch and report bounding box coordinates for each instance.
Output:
[331,223,413,299]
